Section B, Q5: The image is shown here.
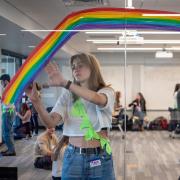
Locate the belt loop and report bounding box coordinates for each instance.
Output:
[80,148,82,154]
[95,148,98,154]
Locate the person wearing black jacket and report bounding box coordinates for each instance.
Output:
[129,92,146,130]
[173,84,180,110]
[173,84,180,122]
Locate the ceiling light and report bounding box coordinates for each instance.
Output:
[143,40,180,44]
[87,39,117,44]
[22,29,120,33]
[21,29,180,35]
[21,29,88,32]
[98,47,163,51]
[155,51,173,58]
[28,45,36,48]
[97,47,180,51]
[139,31,180,35]
[119,35,144,44]
[87,39,180,44]
[85,30,180,35]
[0,33,6,36]
[143,14,180,16]
[86,30,123,34]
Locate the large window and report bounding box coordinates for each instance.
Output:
[1,50,24,77]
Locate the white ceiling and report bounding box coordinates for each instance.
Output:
[0,15,41,56]
[0,0,180,57]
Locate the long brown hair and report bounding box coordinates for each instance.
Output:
[70,53,109,101]
[174,83,180,93]
[20,103,30,116]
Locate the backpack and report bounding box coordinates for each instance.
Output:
[160,118,168,130]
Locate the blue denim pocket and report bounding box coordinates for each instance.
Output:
[101,151,112,161]
[62,146,84,179]
[63,145,74,159]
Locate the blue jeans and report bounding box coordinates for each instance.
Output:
[62,144,115,180]
[30,113,39,134]
[2,112,15,153]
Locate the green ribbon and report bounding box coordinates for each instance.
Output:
[70,99,112,155]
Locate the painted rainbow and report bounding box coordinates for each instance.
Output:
[2,8,180,105]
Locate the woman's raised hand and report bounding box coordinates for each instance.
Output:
[45,62,67,87]
[25,82,41,103]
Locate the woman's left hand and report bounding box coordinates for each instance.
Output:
[45,62,67,87]
[16,112,21,117]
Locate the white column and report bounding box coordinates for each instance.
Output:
[131,65,144,99]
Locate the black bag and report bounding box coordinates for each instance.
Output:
[34,156,52,170]
[168,120,178,131]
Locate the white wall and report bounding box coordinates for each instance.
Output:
[143,66,180,109]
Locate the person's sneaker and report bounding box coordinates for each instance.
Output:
[24,134,31,140]
[0,149,8,154]
[2,151,16,156]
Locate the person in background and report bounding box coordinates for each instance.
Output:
[171,83,180,128]
[129,92,146,130]
[25,53,115,179]
[16,103,32,139]
[113,91,122,118]
[173,83,180,110]
[30,104,39,136]
[29,83,41,136]
[34,128,58,170]
[114,91,121,111]
[0,74,16,156]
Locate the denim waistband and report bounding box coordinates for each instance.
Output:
[69,144,104,155]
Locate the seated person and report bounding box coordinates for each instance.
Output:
[30,104,39,136]
[13,116,25,140]
[16,103,32,139]
[128,92,146,131]
[34,128,58,170]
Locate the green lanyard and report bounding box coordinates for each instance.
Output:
[1,104,15,114]
[70,99,112,155]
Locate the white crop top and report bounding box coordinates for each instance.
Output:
[51,87,115,136]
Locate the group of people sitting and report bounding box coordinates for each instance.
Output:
[114,91,147,131]
[13,100,67,179]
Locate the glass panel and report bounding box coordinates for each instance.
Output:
[125,1,180,180]
[1,55,21,78]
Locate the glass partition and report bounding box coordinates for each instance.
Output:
[1,54,21,78]
[124,1,180,180]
